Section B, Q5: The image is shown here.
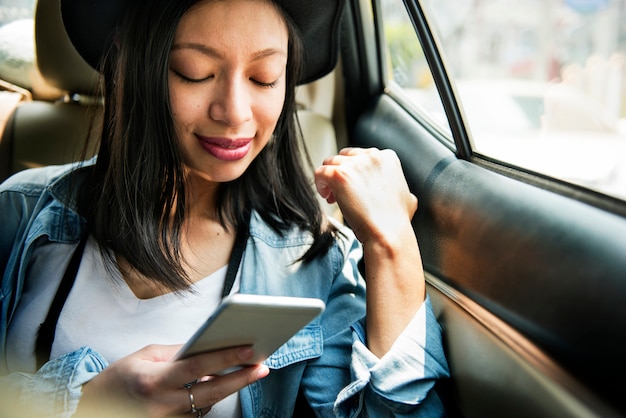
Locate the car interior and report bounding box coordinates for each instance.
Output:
[1,0,625,417]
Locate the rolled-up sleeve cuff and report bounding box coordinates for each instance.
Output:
[18,347,108,418]
[335,296,450,415]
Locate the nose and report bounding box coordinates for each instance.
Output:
[209,76,253,127]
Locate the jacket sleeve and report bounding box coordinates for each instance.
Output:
[334,296,450,417]
[0,347,108,418]
[301,229,450,417]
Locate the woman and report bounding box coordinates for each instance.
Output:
[0,0,449,416]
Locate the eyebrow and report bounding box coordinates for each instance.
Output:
[171,43,287,61]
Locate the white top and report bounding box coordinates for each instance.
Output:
[7,236,241,417]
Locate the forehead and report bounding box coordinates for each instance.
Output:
[174,0,289,48]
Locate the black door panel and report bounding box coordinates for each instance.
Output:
[351,94,626,416]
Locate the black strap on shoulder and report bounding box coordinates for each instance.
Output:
[35,234,88,369]
[221,214,250,298]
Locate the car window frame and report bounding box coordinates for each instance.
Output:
[374,0,626,218]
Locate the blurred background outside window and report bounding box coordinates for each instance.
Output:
[383,0,626,202]
[0,0,36,91]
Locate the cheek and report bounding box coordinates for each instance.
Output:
[169,87,201,131]
[170,85,188,110]
[256,89,286,132]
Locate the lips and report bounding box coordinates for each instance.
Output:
[196,135,253,161]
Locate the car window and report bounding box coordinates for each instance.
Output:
[379,0,454,142]
[381,0,626,202]
[0,0,36,90]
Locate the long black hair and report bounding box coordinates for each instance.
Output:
[78,0,336,292]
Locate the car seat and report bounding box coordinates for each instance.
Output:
[296,71,343,220]
[0,0,102,183]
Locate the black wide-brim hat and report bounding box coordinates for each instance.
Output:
[60,0,344,85]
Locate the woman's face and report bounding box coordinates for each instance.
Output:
[169,0,288,184]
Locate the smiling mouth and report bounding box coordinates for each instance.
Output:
[196,135,253,161]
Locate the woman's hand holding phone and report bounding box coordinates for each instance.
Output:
[76,344,268,417]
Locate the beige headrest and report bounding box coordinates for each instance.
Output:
[34,0,100,96]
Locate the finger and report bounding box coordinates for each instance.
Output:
[338,146,375,156]
[314,178,336,204]
[408,193,418,217]
[178,365,269,414]
[313,167,337,203]
[321,153,352,167]
[322,147,376,166]
[166,346,255,387]
[140,344,183,362]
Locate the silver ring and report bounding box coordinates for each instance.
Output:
[185,383,198,414]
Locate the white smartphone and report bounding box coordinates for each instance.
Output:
[173,293,325,365]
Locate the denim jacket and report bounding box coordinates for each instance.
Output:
[0,163,449,418]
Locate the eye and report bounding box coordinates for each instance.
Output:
[172,69,213,84]
[251,78,279,88]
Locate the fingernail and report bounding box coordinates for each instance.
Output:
[257,365,270,379]
[238,347,254,361]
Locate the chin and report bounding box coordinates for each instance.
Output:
[187,164,249,185]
